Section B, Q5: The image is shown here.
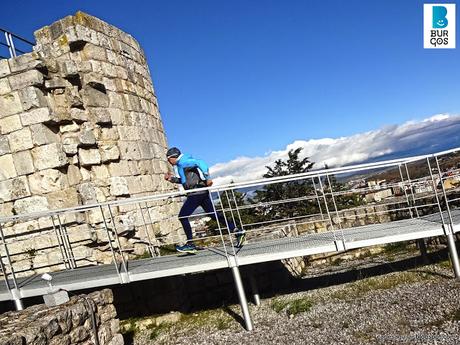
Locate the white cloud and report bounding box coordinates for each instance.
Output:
[210,114,460,185]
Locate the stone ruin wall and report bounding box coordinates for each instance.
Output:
[0,289,123,345]
[0,12,182,276]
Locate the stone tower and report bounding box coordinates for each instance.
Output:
[0,12,181,274]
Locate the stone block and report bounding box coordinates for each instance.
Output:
[0,176,30,202]
[60,60,79,76]
[28,169,68,194]
[117,125,140,141]
[79,129,96,146]
[12,150,35,176]
[0,59,10,78]
[31,143,68,170]
[0,135,10,155]
[125,176,143,194]
[67,224,95,243]
[0,92,23,117]
[18,86,47,111]
[62,133,79,155]
[87,107,112,124]
[81,85,109,107]
[30,123,59,146]
[78,148,101,166]
[67,164,83,186]
[0,154,17,181]
[13,195,49,214]
[47,188,80,209]
[128,161,140,175]
[0,114,21,134]
[0,201,13,216]
[101,127,119,140]
[118,141,140,160]
[7,52,43,73]
[8,127,34,152]
[43,290,70,307]
[138,141,153,159]
[70,108,88,122]
[82,43,107,60]
[45,77,72,89]
[0,77,11,95]
[9,69,44,90]
[100,144,120,162]
[109,177,129,196]
[107,161,130,176]
[20,107,53,126]
[60,122,80,133]
[78,182,98,205]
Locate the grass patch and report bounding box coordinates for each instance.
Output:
[330,271,434,301]
[384,241,411,255]
[271,297,313,316]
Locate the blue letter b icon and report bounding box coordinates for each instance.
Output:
[433,6,448,28]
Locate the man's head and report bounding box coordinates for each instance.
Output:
[166,147,181,165]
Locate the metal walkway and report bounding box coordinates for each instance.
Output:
[1,147,460,331]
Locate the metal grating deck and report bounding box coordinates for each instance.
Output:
[1,210,458,302]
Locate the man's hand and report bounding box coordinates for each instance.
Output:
[164,172,173,181]
[206,179,213,186]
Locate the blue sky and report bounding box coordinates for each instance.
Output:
[1,0,459,167]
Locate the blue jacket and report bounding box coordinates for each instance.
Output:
[171,154,210,190]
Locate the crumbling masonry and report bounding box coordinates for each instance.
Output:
[0,12,181,275]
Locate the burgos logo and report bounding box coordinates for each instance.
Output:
[424,4,456,48]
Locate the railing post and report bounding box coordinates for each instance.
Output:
[231,264,253,331]
[99,206,123,281]
[434,156,460,278]
[51,216,71,269]
[136,203,156,257]
[399,165,415,219]
[312,177,325,220]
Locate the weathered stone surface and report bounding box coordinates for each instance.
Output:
[19,86,47,111]
[0,114,21,134]
[109,177,129,196]
[20,107,53,126]
[0,92,23,117]
[0,154,17,181]
[60,122,80,133]
[88,107,112,124]
[100,144,120,162]
[79,129,96,146]
[12,150,35,176]
[0,176,30,202]
[118,141,140,160]
[13,195,49,214]
[28,169,68,194]
[67,164,82,186]
[78,148,101,166]
[9,69,44,90]
[62,133,79,155]
[8,127,34,152]
[77,182,97,204]
[30,123,59,146]
[81,86,109,107]
[31,143,68,170]
[0,136,10,155]
[47,188,80,209]
[0,77,11,95]
[108,160,131,176]
[70,107,88,122]
[0,59,10,78]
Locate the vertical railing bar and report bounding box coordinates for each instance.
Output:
[99,206,121,276]
[312,177,324,220]
[326,174,345,242]
[136,203,155,257]
[57,215,76,269]
[0,223,18,290]
[144,202,161,257]
[399,164,414,219]
[51,216,70,269]
[404,163,420,218]
[208,190,230,260]
[317,175,337,242]
[107,205,128,274]
[216,190,238,257]
[426,157,446,223]
[230,189,245,231]
[435,156,456,226]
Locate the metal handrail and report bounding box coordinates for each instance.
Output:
[2,146,459,224]
[0,28,34,58]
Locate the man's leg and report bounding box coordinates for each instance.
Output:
[178,194,202,243]
[201,193,236,232]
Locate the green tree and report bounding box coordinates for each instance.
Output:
[253,147,316,219]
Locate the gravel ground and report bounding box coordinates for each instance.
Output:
[127,260,460,345]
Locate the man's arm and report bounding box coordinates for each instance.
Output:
[164,172,182,184]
